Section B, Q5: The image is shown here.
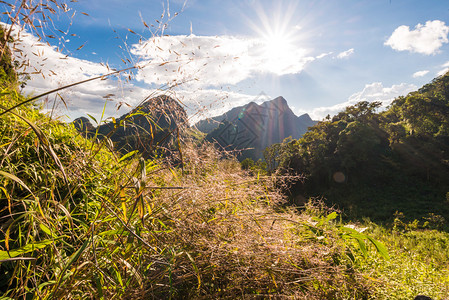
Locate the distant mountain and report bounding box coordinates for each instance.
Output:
[194,96,316,160]
[73,95,188,158]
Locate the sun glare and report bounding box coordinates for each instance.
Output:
[263,32,292,57]
[248,2,310,75]
[261,30,297,71]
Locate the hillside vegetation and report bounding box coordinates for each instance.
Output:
[267,73,449,227]
[73,95,188,159]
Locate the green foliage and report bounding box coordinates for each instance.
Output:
[2,10,448,297]
[264,137,305,176]
[240,157,254,170]
[269,74,449,226]
[303,202,388,260]
[0,90,380,298]
[263,142,281,173]
[73,95,188,159]
[240,157,267,175]
[3,83,449,298]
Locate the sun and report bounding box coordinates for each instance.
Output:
[260,30,297,71]
[248,2,310,75]
[263,31,293,58]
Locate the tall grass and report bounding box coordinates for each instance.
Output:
[0,84,390,298]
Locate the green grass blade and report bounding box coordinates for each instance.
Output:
[0,170,35,197]
[366,235,390,260]
[0,239,55,260]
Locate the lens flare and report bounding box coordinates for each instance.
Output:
[333,172,346,183]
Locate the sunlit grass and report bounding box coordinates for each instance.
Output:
[357,223,449,299]
[0,85,380,299]
[0,80,448,298]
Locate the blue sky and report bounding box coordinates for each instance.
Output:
[3,0,449,122]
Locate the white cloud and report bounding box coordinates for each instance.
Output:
[336,48,354,59]
[3,24,135,120]
[173,89,261,124]
[412,70,429,78]
[385,20,449,55]
[7,23,347,125]
[316,52,333,59]
[131,34,316,88]
[308,82,417,120]
[5,24,271,122]
[437,61,449,76]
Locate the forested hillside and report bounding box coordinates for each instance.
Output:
[0,29,388,299]
[267,73,449,226]
[0,59,392,298]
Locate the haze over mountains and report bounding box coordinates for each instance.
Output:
[73,95,317,161]
[195,96,317,160]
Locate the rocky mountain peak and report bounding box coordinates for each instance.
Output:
[195,96,317,160]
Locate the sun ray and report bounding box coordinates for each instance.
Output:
[245,1,312,75]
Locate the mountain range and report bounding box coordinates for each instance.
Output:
[73,95,315,160]
[195,96,316,160]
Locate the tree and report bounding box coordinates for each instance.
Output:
[263,142,281,173]
[241,157,255,170]
[335,121,384,172]
[332,101,382,123]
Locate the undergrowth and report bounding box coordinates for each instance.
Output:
[1,2,448,298]
[0,83,385,299]
[358,222,449,299]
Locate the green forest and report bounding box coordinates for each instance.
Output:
[1,5,449,300]
[263,76,449,227]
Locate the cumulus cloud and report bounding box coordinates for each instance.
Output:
[5,24,269,122]
[412,70,429,78]
[131,34,315,87]
[437,61,449,76]
[308,82,417,120]
[336,48,354,59]
[385,20,449,55]
[3,23,137,119]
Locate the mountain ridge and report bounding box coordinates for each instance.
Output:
[195,96,315,134]
[73,95,187,158]
[195,96,316,160]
